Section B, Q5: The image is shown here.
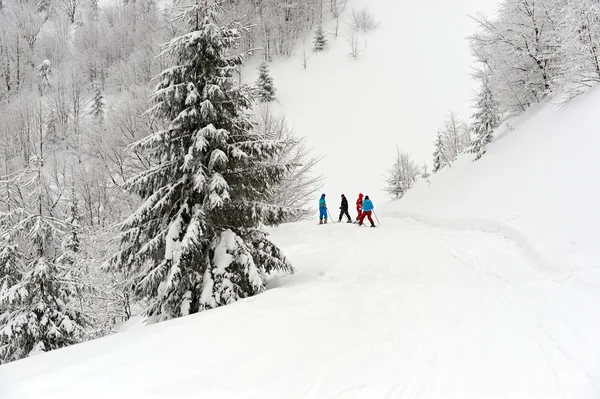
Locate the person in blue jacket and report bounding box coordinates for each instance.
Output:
[358,195,376,227]
[319,193,328,224]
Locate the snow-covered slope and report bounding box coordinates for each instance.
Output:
[4,0,600,397]
[2,218,599,398]
[255,0,498,201]
[384,87,600,279]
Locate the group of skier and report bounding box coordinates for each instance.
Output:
[318,193,376,227]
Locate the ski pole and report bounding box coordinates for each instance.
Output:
[327,209,334,223]
[373,210,381,226]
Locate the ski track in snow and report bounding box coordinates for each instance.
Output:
[1,218,600,398]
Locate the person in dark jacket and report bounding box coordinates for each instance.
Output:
[358,195,376,227]
[338,194,352,223]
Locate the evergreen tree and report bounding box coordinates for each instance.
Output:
[313,25,327,51]
[90,83,104,123]
[256,61,276,102]
[470,72,500,160]
[432,132,446,173]
[109,2,296,321]
[0,158,87,364]
[0,234,23,308]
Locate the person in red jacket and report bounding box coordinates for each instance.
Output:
[355,193,364,222]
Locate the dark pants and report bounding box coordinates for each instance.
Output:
[339,208,351,222]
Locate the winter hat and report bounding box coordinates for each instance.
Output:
[365,195,369,200]
[341,194,345,197]
[359,193,363,197]
[321,193,326,197]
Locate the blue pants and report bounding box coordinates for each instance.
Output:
[319,207,327,220]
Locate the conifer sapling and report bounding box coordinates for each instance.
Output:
[256,61,276,102]
[313,25,327,51]
[470,72,500,160]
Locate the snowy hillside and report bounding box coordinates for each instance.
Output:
[2,216,600,398]
[3,0,600,397]
[384,87,600,278]
[3,87,600,398]
[252,0,498,201]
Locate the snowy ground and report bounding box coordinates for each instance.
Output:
[2,217,599,398]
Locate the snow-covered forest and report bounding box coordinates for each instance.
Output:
[1,0,600,369]
[0,0,327,363]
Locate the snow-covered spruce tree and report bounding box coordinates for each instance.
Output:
[470,70,500,160]
[108,2,296,321]
[256,61,276,102]
[0,208,24,317]
[0,157,87,364]
[313,25,327,51]
[90,83,104,123]
[384,147,420,199]
[0,231,24,364]
[432,132,446,173]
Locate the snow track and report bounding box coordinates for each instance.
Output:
[1,218,599,398]
[382,209,569,280]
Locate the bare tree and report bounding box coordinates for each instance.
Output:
[297,38,311,69]
[59,0,80,23]
[468,0,559,114]
[420,162,431,183]
[350,7,379,32]
[10,2,46,51]
[554,0,600,101]
[255,105,323,218]
[439,111,472,163]
[347,29,361,59]
[385,147,420,199]
[331,0,348,38]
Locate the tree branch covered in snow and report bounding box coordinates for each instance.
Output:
[385,148,420,199]
[253,105,323,219]
[431,111,471,172]
[456,0,600,162]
